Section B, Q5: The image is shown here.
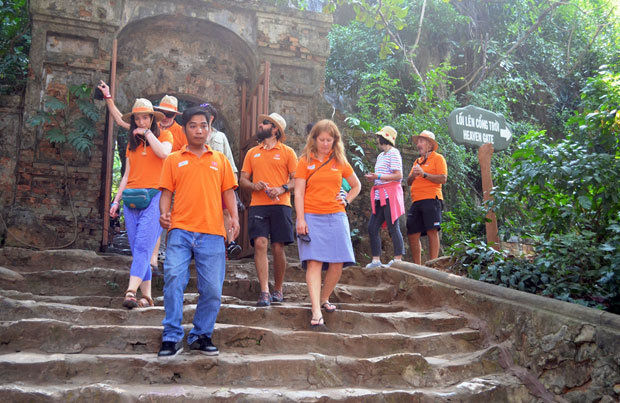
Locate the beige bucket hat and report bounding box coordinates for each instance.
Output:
[376,126,397,146]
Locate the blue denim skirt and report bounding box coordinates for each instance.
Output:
[298,212,356,270]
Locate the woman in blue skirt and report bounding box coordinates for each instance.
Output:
[294,119,361,329]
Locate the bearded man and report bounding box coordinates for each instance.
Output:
[239,113,297,307]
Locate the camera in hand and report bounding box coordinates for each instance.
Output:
[93,86,104,100]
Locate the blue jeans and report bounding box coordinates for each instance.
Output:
[162,229,226,344]
[124,192,162,281]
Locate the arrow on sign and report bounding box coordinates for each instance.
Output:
[500,127,512,141]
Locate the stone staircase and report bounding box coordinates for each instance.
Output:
[0,248,534,402]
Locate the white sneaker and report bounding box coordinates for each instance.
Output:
[365,261,382,269]
[384,259,402,267]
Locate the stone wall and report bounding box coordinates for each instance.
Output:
[393,262,620,402]
[1,0,332,250]
[0,96,21,222]
[0,0,117,250]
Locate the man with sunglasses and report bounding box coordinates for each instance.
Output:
[406,130,447,265]
[153,96,185,153]
[239,113,297,307]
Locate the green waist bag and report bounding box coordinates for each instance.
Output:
[122,188,160,209]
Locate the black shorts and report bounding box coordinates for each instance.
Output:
[248,205,294,246]
[406,198,443,236]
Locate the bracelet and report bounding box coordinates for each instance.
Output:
[378,174,382,180]
[344,198,350,208]
[423,172,427,179]
[104,95,112,99]
[111,202,119,206]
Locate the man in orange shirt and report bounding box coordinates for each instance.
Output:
[157,106,239,358]
[154,95,186,152]
[406,130,448,264]
[239,113,297,307]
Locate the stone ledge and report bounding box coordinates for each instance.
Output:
[391,261,620,331]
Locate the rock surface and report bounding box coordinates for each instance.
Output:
[1,247,618,401]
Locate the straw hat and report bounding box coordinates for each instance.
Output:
[411,130,439,152]
[258,112,287,141]
[154,95,181,115]
[376,126,397,146]
[121,98,164,123]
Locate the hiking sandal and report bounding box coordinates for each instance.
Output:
[138,295,154,307]
[122,290,139,309]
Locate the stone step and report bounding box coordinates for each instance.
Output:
[0,290,406,313]
[0,318,480,357]
[0,290,118,308]
[0,296,469,333]
[181,294,406,313]
[0,374,530,402]
[0,347,503,389]
[0,247,133,272]
[0,270,400,303]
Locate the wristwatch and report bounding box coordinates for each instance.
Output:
[423,173,427,179]
[282,184,289,193]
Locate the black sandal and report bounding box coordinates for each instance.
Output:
[310,316,325,330]
[321,301,337,313]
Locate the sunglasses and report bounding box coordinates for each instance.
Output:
[162,111,176,118]
[262,120,272,126]
[297,233,311,242]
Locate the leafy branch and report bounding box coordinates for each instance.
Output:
[324,0,428,96]
[27,84,102,155]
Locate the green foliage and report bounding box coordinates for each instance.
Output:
[356,70,405,124]
[476,64,620,312]
[326,0,620,313]
[325,0,410,58]
[0,0,30,94]
[450,219,620,313]
[27,84,102,155]
[493,65,620,240]
[326,22,404,103]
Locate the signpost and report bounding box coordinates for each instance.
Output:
[447,105,513,249]
[448,105,512,151]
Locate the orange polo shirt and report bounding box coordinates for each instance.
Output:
[241,141,297,207]
[295,152,353,214]
[409,151,447,202]
[126,129,173,189]
[165,121,187,152]
[159,145,238,237]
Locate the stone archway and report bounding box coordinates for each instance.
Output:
[9,1,332,251]
[113,14,259,162]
